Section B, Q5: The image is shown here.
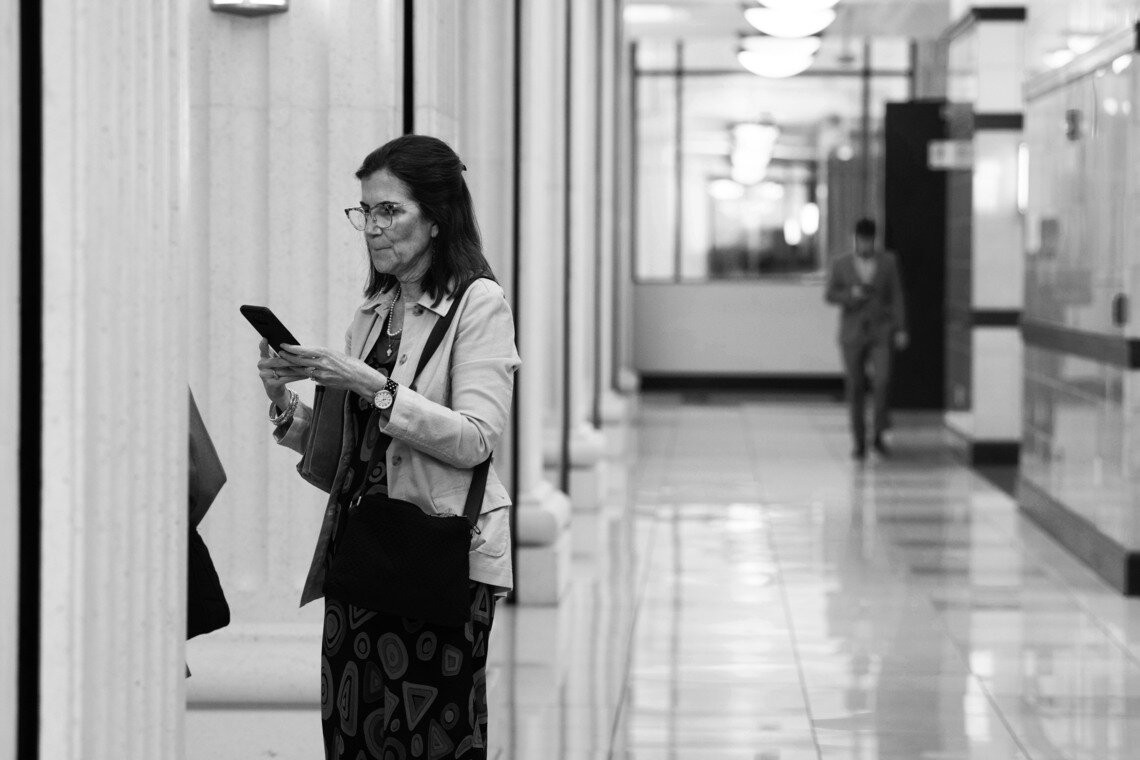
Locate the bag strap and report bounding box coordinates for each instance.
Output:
[406,277,491,528]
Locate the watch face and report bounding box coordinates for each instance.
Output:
[374,389,394,410]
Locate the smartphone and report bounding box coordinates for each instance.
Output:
[240,305,300,353]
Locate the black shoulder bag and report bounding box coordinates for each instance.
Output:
[322,279,489,626]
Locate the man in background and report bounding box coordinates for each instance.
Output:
[825,218,909,460]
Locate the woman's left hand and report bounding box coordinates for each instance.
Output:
[278,344,387,398]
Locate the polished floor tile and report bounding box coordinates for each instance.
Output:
[486,397,1140,759]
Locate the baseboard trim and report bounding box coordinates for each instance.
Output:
[639,374,844,394]
[1018,477,1140,595]
[944,424,1021,466]
[970,441,1020,465]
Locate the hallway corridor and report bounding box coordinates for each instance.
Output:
[488,396,1140,760]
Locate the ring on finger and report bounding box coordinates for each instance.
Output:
[309,367,317,377]
[272,370,279,379]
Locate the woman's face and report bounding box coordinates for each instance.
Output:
[359,168,438,283]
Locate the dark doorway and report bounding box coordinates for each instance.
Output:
[883,100,948,410]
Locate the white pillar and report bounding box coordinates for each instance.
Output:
[537,0,570,495]
[596,0,633,452]
[516,0,573,605]
[40,2,190,758]
[613,14,641,402]
[557,0,608,554]
[183,3,403,758]
[415,0,460,143]
[455,0,519,490]
[942,12,1025,460]
[0,0,19,755]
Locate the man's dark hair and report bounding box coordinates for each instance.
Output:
[854,218,877,240]
[355,134,496,305]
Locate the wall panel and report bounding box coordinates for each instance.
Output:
[634,282,842,376]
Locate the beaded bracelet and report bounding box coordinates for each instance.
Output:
[268,389,299,426]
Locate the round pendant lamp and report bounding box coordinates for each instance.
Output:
[737,36,820,79]
[744,8,836,38]
[758,0,839,10]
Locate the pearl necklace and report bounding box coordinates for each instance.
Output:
[381,285,402,358]
[386,284,403,337]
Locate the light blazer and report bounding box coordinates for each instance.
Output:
[825,250,908,345]
[276,278,522,605]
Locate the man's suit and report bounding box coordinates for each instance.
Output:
[825,250,908,448]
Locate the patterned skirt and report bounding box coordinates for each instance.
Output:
[321,583,495,760]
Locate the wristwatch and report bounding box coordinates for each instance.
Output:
[372,378,399,410]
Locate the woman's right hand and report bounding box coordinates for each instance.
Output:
[258,339,310,409]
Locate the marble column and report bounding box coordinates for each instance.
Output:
[516,0,573,604]
[0,0,18,754]
[39,2,190,758]
[418,0,564,598]
[414,0,460,144]
[454,0,519,488]
[613,11,641,404]
[558,0,608,553]
[183,3,403,758]
[596,0,633,454]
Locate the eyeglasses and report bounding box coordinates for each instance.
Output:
[344,202,404,231]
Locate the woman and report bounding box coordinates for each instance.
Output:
[256,135,519,759]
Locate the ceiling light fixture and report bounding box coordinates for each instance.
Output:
[738,50,816,79]
[737,35,820,79]
[784,218,804,246]
[759,182,785,201]
[744,8,836,38]
[800,203,821,236]
[740,35,822,56]
[730,123,781,185]
[623,3,684,24]
[1043,49,1076,70]
[210,0,288,16]
[1066,34,1099,55]
[708,179,746,201]
[759,0,839,10]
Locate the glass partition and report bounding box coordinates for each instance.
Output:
[634,39,910,283]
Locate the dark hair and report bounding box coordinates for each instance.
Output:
[355,135,496,304]
[854,218,877,239]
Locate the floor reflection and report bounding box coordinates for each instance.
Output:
[487,397,1140,759]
